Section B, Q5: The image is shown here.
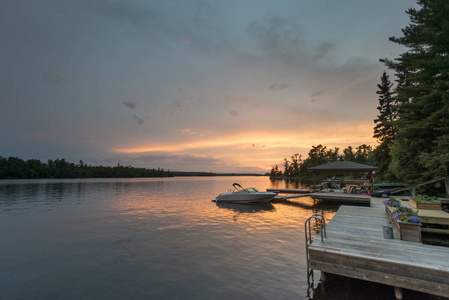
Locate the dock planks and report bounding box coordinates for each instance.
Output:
[308,205,449,298]
[266,188,312,194]
[309,192,370,204]
[270,190,371,204]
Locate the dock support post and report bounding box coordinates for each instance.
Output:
[394,287,403,300]
[445,177,449,198]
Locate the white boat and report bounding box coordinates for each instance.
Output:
[214,183,277,203]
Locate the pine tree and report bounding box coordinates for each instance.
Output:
[373,71,396,145]
[381,0,449,181]
[373,72,396,179]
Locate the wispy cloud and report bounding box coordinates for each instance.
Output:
[134,115,144,125]
[123,101,136,109]
[180,128,196,135]
[269,83,290,91]
[248,144,266,149]
[175,97,199,110]
[308,71,378,102]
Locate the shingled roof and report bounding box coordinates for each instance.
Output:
[308,161,378,172]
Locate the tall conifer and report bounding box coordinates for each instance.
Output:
[373,72,396,179]
[381,0,449,181]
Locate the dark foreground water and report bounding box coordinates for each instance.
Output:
[0,177,436,299]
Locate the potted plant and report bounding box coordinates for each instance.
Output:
[409,195,441,210]
[383,199,402,208]
[384,200,422,242]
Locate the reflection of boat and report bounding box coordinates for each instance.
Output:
[214,183,277,203]
[216,202,275,213]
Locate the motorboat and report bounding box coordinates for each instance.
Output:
[214,183,277,203]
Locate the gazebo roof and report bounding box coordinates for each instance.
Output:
[307,161,378,173]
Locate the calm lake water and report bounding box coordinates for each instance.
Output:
[0,176,426,299]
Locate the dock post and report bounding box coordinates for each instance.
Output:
[445,177,449,197]
[394,287,403,300]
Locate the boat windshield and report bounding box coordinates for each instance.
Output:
[237,188,259,193]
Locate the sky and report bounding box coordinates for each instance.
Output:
[1,0,417,173]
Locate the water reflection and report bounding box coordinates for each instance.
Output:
[0,177,348,299]
[215,202,275,213]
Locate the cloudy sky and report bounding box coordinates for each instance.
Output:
[1,0,416,173]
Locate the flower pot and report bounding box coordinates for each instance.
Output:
[385,207,422,243]
[409,199,441,210]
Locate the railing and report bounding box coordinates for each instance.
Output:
[305,213,326,286]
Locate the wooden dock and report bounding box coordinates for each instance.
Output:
[308,203,449,298]
[267,188,312,194]
[270,190,371,204]
[309,192,370,204]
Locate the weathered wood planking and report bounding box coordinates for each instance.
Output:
[267,188,312,193]
[308,205,449,298]
[309,192,371,204]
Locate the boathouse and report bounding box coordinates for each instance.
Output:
[308,161,378,192]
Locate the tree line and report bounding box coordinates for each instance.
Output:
[0,156,263,179]
[273,0,449,184]
[269,144,373,178]
[0,156,171,179]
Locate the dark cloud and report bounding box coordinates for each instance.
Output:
[134,115,144,125]
[247,15,339,70]
[175,97,199,110]
[248,15,302,54]
[269,83,290,91]
[177,87,185,92]
[249,144,266,149]
[315,42,335,59]
[78,0,228,54]
[79,1,165,36]
[310,90,325,97]
[123,101,136,109]
[230,111,239,116]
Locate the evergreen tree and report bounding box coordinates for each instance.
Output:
[381,0,449,181]
[373,71,396,145]
[355,145,373,165]
[373,71,396,180]
[291,153,301,177]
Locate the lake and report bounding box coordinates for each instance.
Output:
[0,176,407,299]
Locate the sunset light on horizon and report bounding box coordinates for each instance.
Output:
[1,0,417,173]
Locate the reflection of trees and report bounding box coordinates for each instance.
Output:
[269,178,306,189]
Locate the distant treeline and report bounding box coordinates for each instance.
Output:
[0,156,171,179]
[0,156,262,179]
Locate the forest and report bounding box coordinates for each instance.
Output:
[0,156,262,179]
[0,156,172,179]
[272,0,449,184]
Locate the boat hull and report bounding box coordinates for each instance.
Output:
[215,192,276,203]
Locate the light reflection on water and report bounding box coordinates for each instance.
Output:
[0,177,339,299]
